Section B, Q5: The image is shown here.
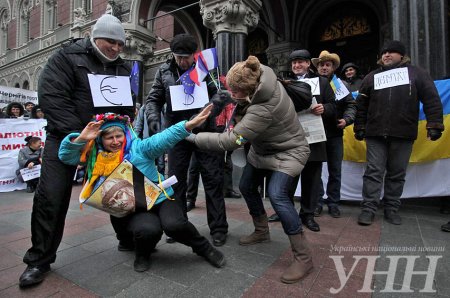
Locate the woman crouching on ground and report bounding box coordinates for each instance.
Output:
[58,105,225,272]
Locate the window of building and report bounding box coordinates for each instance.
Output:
[73,0,91,14]
[22,80,29,90]
[18,0,31,45]
[44,0,57,33]
[0,9,8,54]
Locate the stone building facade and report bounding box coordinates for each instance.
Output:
[0,0,448,105]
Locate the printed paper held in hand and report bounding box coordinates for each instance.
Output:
[170,82,209,111]
[297,97,327,144]
[20,165,41,181]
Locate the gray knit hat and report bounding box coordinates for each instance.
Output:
[92,14,126,44]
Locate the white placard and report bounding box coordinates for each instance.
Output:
[334,78,350,101]
[374,67,410,90]
[159,175,178,189]
[297,97,327,144]
[299,77,321,95]
[87,74,133,107]
[169,82,209,111]
[20,165,41,181]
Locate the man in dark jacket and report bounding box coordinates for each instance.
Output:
[312,50,357,218]
[354,40,444,226]
[19,14,135,288]
[145,34,228,247]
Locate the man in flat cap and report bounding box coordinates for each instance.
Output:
[145,33,229,246]
[19,14,135,288]
[354,40,444,226]
[312,50,356,218]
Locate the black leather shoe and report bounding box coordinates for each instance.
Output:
[186,200,196,212]
[328,206,341,218]
[166,236,176,243]
[358,211,375,225]
[134,255,151,272]
[224,190,242,199]
[19,264,50,288]
[268,213,280,222]
[118,240,135,251]
[314,205,323,217]
[441,222,450,232]
[302,216,320,232]
[202,246,226,268]
[212,232,227,247]
[384,210,402,225]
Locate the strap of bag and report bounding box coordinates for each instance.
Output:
[132,165,147,212]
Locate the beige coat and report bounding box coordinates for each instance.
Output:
[195,65,310,177]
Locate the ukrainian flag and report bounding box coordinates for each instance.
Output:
[343,78,450,163]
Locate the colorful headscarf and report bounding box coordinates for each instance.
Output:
[80,113,136,200]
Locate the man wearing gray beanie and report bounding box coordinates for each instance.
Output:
[19,14,135,288]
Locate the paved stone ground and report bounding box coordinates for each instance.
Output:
[0,185,449,297]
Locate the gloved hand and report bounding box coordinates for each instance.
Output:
[149,121,161,134]
[211,90,232,106]
[427,128,442,141]
[185,134,196,143]
[354,130,365,141]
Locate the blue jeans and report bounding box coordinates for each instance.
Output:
[239,163,303,235]
[361,137,413,213]
[319,136,343,207]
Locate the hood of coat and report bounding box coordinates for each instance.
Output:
[250,65,278,105]
[377,55,411,70]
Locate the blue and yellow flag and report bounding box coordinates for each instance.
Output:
[130,61,139,96]
[344,78,450,163]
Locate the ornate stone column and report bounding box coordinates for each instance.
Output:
[200,0,262,74]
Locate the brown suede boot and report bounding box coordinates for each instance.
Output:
[239,214,270,246]
[280,233,313,284]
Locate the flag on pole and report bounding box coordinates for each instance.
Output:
[130,61,139,95]
[329,74,341,93]
[179,67,196,95]
[190,48,219,86]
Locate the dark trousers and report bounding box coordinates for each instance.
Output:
[299,161,323,216]
[239,163,302,235]
[110,199,211,256]
[361,136,413,213]
[168,140,228,235]
[223,151,235,193]
[186,155,201,202]
[319,136,343,207]
[23,135,77,266]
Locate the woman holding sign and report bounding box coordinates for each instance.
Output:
[57,107,226,273]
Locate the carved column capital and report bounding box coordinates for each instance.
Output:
[121,23,156,61]
[200,0,262,36]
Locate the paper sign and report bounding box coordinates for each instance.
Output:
[334,78,350,101]
[374,67,410,90]
[87,74,133,107]
[170,82,209,111]
[299,77,320,95]
[297,97,327,144]
[20,165,41,181]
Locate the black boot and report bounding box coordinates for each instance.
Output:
[186,200,196,212]
[300,214,320,232]
[134,253,151,272]
[19,264,50,288]
[202,246,226,268]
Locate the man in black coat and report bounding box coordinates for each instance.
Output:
[19,14,135,288]
[312,50,356,218]
[145,34,228,247]
[354,40,444,226]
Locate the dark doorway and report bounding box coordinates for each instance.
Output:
[308,2,379,77]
